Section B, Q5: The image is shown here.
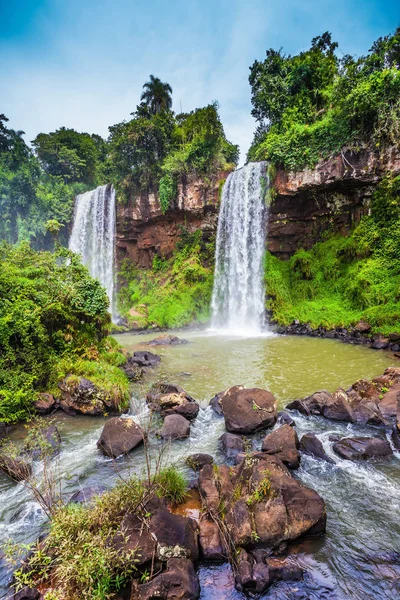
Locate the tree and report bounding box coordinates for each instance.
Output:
[140,75,173,115]
[32,127,103,184]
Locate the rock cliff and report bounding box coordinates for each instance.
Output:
[116,148,400,267]
[116,172,229,268]
[269,147,400,259]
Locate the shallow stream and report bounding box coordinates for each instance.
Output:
[0,331,399,599]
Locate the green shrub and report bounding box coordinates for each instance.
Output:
[0,243,129,423]
[249,29,400,170]
[266,176,400,334]
[158,173,177,213]
[117,229,214,329]
[155,466,188,504]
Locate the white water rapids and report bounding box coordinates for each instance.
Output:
[69,184,117,320]
[211,162,268,335]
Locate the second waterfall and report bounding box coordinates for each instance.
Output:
[69,184,117,320]
[211,162,268,334]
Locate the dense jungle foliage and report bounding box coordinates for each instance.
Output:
[0,79,237,246]
[118,229,215,328]
[266,175,400,334]
[108,100,238,207]
[248,28,400,169]
[0,244,129,423]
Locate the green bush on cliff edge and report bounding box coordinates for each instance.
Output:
[266,176,400,334]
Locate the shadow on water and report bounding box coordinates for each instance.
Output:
[0,331,399,599]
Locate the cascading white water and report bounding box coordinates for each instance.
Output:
[69,184,117,320]
[211,162,267,334]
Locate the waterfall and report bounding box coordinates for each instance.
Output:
[211,162,267,334]
[69,184,117,320]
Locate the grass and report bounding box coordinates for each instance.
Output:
[8,466,189,600]
[118,229,214,329]
[265,176,400,334]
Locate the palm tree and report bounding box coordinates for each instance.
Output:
[141,75,173,115]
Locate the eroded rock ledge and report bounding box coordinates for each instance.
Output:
[269,146,400,259]
[115,148,400,268]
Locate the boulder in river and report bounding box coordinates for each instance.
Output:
[157,414,190,440]
[149,507,199,562]
[69,486,106,504]
[219,432,245,459]
[286,390,332,416]
[219,386,277,434]
[129,350,161,367]
[97,417,144,458]
[378,386,400,419]
[112,512,156,566]
[321,388,354,422]
[332,436,393,460]
[371,336,390,350]
[145,334,189,346]
[33,393,56,414]
[299,433,334,463]
[147,383,199,421]
[277,411,296,427]
[199,516,226,561]
[210,388,234,415]
[198,453,326,549]
[0,454,32,482]
[261,425,300,469]
[391,427,400,451]
[131,558,199,600]
[59,376,121,416]
[235,550,303,594]
[186,453,214,471]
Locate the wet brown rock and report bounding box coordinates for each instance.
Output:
[267,557,303,583]
[332,436,393,460]
[379,386,400,419]
[146,335,189,346]
[129,350,161,367]
[157,414,190,440]
[112,512,156,566]
[355,320,371,333]
[149,508,199,562]
[59,376,120,416]
[33,393,56,414]
[147,383,199,421]
[131,558,199,600]
[277,411,296,427]
[0,455,32,482]
[391,427,400,451]
[347,393,384,426]
[219,432,245,459]
[219,386,277,434]
[199,516,226,561]
[97,417,144,458]
[185,453,213,471]
[198,464,220,511]
[299,433,334,463]
[200,455,326,550]
[286,390,332,416]
[321,388,354,422]
[371,337,390,350]
[261,425,300,469]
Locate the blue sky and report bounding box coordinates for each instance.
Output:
[1,0,399,162]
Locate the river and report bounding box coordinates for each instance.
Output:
[0,331,399,599]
